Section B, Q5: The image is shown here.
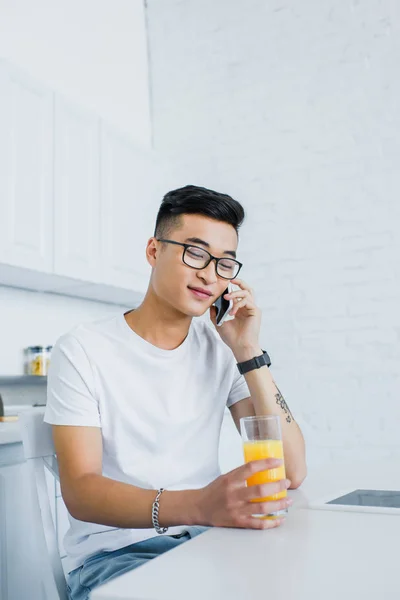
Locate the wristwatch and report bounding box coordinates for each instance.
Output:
[236,349,271,375]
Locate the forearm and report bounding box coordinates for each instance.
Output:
[64,473,201,529]
[233,346,307,488]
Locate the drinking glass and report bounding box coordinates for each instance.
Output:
[240,415,287,519]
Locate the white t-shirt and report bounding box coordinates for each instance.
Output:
[44,311,250,573]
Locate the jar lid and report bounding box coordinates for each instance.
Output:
[27,346,45,352]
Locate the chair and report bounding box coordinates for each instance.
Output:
[19,408,68,600]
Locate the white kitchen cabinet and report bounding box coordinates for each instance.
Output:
[0,62,53,273]
[0,60,164,304]
[53,97,101,283]
[100,126,155,291]
[56,115,154,292]
[0,447,44,600]
[0,432,69,599]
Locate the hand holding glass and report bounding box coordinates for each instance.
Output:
[240,415,288,519]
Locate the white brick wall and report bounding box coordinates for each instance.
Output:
[147,0,400,468]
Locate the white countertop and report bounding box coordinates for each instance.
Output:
[0,405,45,446]
[92,459,400,600]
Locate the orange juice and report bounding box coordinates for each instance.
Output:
[243,439,287,507]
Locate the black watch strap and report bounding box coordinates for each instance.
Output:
[236,349,271,375]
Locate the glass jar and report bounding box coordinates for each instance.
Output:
[26,346,52,376]
[46,345,53,374]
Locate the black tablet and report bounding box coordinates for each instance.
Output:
[309,487,400,514]
[327,489,400,509]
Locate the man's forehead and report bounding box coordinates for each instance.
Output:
[178,214,238,249]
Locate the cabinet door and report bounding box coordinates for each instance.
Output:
[0,460,44,600]
[0,62,53,272]
[54,97,101,282]
[100,126,156,292]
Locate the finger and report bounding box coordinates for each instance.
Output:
[230,298,256,315]
[255,516,285,530]
[243,497,291,517]
[224,290,250,300]
[241,478,290,502]
[230,280,255,299]
[237,515,285,530]
[232,458,283,482]
[229,278,253,293]
[230,299,247,313]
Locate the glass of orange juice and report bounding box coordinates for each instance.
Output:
[240,415,287,519]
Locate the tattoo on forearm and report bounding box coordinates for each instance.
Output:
[275,385,294,424]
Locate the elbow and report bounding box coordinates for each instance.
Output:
[61,484,91,523]
[61,473,99,523]
[63,494,84,521]
[288,465,307,490]
[68,504,84,522]
[65,498,93,523]
[289,475,306,490]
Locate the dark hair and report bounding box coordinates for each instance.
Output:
[154,185,245,239]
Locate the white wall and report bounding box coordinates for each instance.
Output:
[0,0,151,146]
[147,0,400,468]
[0,285,128,375]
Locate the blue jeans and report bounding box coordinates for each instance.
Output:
[67,527,208,600]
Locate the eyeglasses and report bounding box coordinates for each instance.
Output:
[156,239,243,280]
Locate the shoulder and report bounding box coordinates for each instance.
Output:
[52,313,120,357]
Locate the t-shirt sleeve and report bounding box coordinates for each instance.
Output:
[44,333,101,427]
[226,362,251,408]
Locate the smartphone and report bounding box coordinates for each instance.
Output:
[213,282,234,326]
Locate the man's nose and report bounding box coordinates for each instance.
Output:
[198,259,218,283]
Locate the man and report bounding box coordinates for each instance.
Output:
[45,185,306,600]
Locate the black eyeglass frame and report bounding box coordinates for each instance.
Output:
[156,238,243,280]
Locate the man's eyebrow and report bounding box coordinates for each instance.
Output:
[184,237,237,258]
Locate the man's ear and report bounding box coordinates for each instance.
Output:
[146,237,158,267]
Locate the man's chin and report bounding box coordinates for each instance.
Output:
[182,303,211,319]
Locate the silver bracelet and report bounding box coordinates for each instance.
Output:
[152,488,168,534]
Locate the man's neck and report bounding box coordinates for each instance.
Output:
[124,290,192,351]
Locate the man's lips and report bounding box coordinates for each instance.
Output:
[188,286,213,299]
